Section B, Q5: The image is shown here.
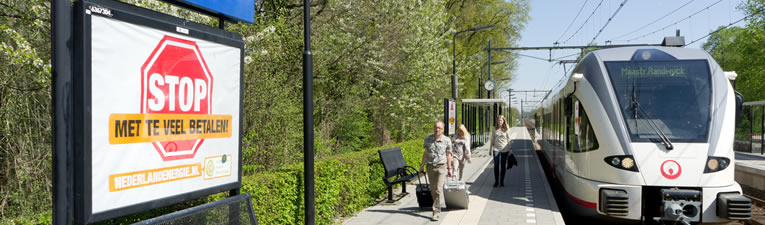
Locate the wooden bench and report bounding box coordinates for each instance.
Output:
[378,147,419,202]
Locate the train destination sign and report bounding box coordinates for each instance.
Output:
[73,0,243,222]
[618,65,687,78]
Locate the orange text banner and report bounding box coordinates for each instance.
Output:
[109,113,232,144]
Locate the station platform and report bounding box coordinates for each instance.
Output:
[735,151,765,200]
[342,127,565,225]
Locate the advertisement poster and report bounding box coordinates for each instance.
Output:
[449,100,456,135]
[79,1,243,220]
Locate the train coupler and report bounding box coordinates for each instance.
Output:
[653,189,701,225]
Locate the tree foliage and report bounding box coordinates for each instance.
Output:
[0,0,52,221]
[703,0,765,101]
[0,0,528,221]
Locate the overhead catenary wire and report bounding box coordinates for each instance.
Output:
[610,0,697,40]
[516,52,581,62]
[539,63,557,97]
[517,53,552,62]
[548,67,571,92]
[556,0,590,43]
[588,0,629,45]
[619,0,723,42]
[563,0,605,44]
[553,52,582,61]
[685,7,764,46]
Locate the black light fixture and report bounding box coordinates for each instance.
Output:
[453,24,495,99]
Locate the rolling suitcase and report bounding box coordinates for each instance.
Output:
[443,176,469,209]
[416,173,433,209]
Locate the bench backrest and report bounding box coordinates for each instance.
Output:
[135,193,257,225]
[378,147,407,177]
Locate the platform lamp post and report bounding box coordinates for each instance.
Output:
[453,24,494,99]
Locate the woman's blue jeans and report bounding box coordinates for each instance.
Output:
[493,151,509,185]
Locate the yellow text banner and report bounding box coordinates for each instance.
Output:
[109,113,232,144]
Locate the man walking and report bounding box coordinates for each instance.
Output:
[419,120,452,221]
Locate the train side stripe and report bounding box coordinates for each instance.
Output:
[563,186,597,209]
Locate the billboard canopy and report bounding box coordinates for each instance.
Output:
[163,0,255,24]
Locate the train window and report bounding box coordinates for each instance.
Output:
[605,60,712,143]
[568,97,600,153]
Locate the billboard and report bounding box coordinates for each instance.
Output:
[73,0,243,222]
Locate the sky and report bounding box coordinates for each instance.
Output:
[500,0,747,111]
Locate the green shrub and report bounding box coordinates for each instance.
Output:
[243,139,424,225]
[1,139,425,225]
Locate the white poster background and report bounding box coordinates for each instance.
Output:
[90,15,240,214]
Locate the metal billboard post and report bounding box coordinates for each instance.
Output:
[52,0,74,224]
[303,0,316,224]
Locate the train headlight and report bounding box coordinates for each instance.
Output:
[704,156,730,173]
[621,157,635,169]
[604,155,639,172]
[707,159,719,170]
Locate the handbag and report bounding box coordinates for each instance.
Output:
[506,153,518,170]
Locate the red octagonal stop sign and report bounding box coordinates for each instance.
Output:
[140,35,213,161]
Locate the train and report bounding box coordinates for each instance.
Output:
[534,43,751,224]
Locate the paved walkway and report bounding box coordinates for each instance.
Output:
[342,127,565,225]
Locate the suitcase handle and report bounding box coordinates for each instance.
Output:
[417,172,429,186]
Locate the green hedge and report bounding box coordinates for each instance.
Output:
[243,139,424,225]
[0,139,424,225]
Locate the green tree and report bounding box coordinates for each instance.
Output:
[0,0,52,220]
[703,0,765,101]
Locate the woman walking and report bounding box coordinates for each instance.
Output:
[449,124,472,181]
[490,115,511,187]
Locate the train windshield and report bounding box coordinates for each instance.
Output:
[605,60,711,143]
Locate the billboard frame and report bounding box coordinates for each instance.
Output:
[72,0,244,223]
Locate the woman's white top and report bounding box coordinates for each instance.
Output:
[491,129,511,152]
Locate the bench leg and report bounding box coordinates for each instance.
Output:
[388,185,394,201]
[402,182,407,194]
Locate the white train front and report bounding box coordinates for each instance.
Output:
[535,46,751,224]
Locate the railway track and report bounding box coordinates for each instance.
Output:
[745,194,765,225]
